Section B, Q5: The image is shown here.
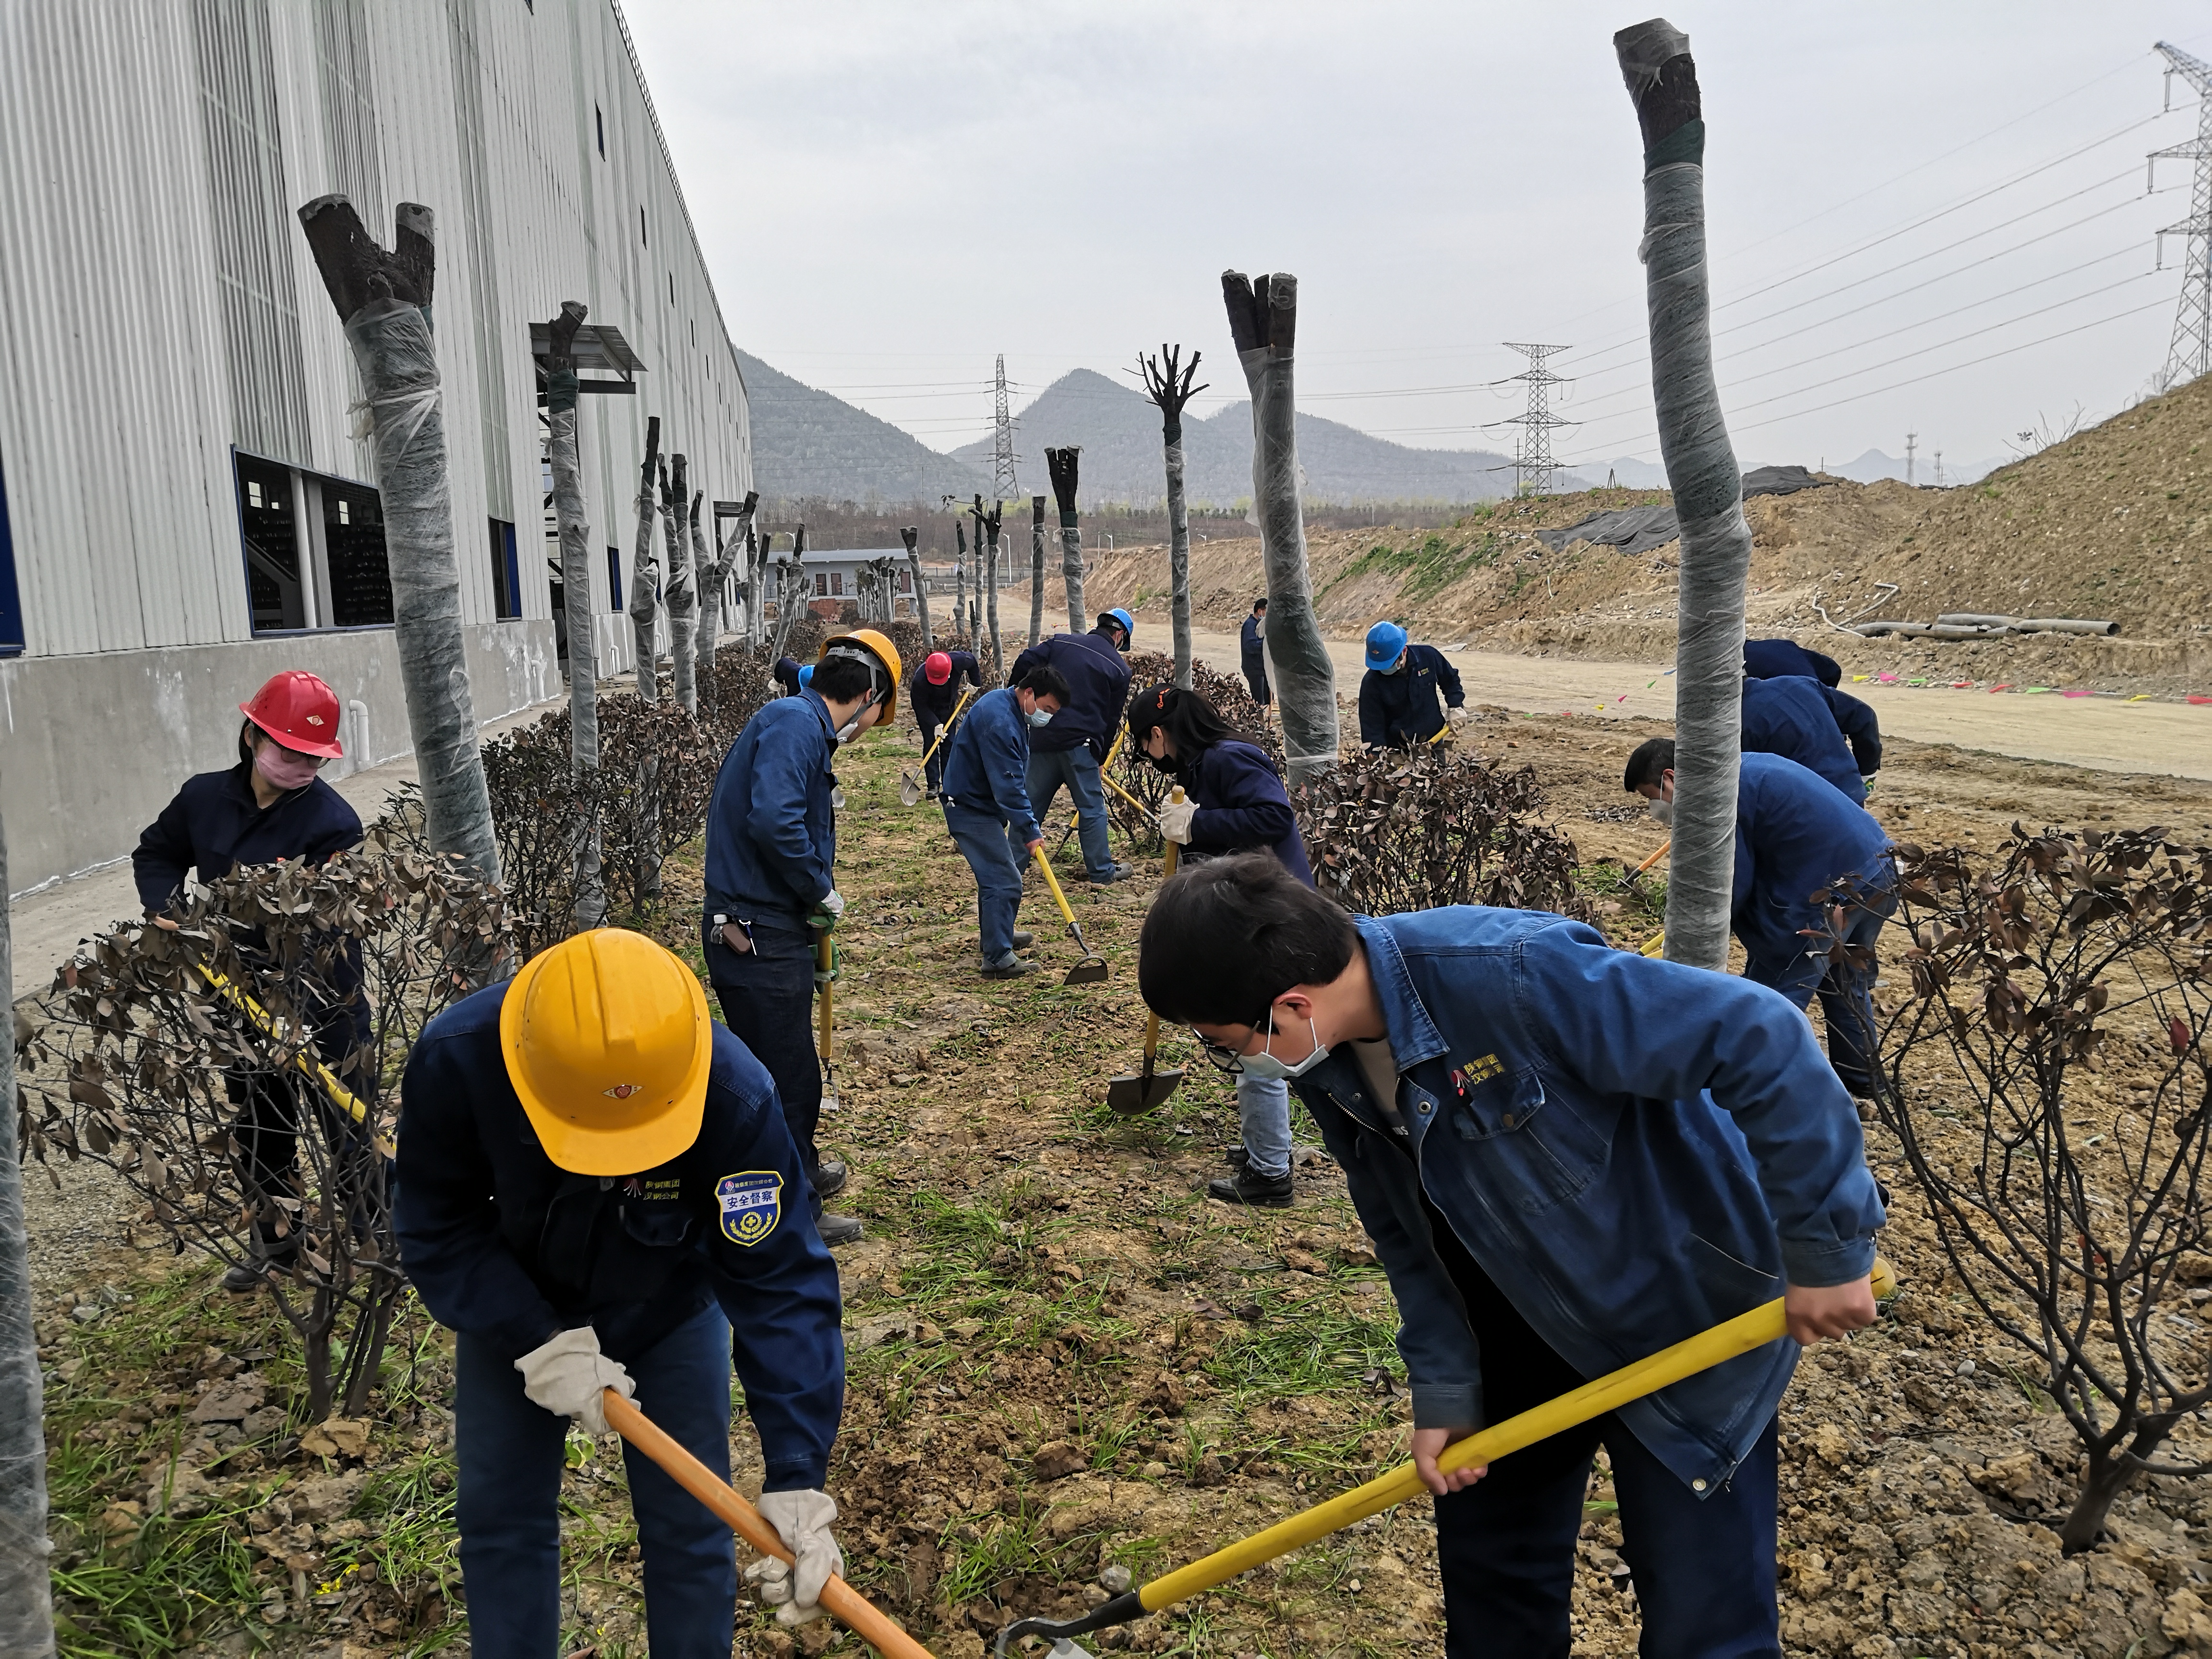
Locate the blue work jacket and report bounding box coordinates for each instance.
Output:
[1293,909,1883,1496]
[396,986,843,1491]
[1739,675,1865,803]
[1010,629,1130,757]
[909,651,983,727]
[1177,739,1313,886]
[1358,644,1464,749]
[1743,637,1841,687]
[132,764,362,912]
[704,692,838,927]
[1732,751,1896,996]
[1812,681,1881,776]
[1239,613,1267,672]
[941,686,1041,844]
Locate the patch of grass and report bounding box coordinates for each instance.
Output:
[1322,532,1502,605]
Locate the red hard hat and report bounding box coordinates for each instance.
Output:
[240,671,345,758]
[924,652,952,685]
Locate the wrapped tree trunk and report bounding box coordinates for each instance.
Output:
[952,518,969,647]
[627,418,663,702]
[1028,495,1046,646]
[689,486,721,713]
[662,455,697,715]
[976,496,1005,683]
[0,806,54,1659]
[1141,344,1207,690]
[544,302,604,929]
[1617,19,1747,973]
[770,526,807,660]
[1047,447,1085,632]
[1222,272,1336,783]
[743,520,764,648]
[297,197,500,883]
[902,526,932,649]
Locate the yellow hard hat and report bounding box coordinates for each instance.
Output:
[819,628,903,726]
[499,929,712,1175]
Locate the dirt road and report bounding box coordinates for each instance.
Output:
[1188,629,2212,781]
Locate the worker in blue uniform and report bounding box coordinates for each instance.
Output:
[1128,684,1312,1207]
[941,666,1070,978]
[135,670,365,1292]
[1009,607,1134,885]
[909,649,983,799]
[772,657,811,697]
[1743,637,1842,686]
[396,928,846,1659]
[1627,740,1898,1100]
[1358,620,1467,751]
[1138,853,1882,1658]
[1239,598,1271,707]
[703,630,902,1247]
[1738,673,1874,804]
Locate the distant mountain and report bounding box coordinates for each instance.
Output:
[737,350,989,505]
[953,369,1525,508]
[1830,447,2005,487]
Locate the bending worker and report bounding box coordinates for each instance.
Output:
[702,629,902,1247]
[1627,738,1897,1102]
[396,928,845,1658]
[134,670,364,1293]
[1744,636,1841,687]
[1129,684,1311,1208]
[1358,620,1467,751]
[1739,673,1880,805]
[909,648,983,801]
[1009,606,1135,886]
[1137,854,1882,1656]
[1239,597,1271,708]
[941,665,1070,979]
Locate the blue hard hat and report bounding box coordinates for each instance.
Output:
[798,663,814,689]
[1364,620,1408,673]
[1099,607,1135,650]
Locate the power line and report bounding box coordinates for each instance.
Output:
[1491,344,1573,496]
[2152,42,2212,386]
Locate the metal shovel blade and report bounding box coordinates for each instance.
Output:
[1063,957,1110,986]
[1047,1643,1097,1659]
[898,770,922,807]
[1105,1066,1185,1116]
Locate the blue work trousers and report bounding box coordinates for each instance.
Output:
[1237,1074,1291,1178]
[918,718,948,793]
[943,801,1027,965]
[1751,884,1897,1098]
[1025,747,1113,880]
[455,1304,737,1659]
[706,919,826,1213]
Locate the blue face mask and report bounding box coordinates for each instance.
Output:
[1025,706,1055,730]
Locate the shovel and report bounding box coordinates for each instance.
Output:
[995,1258,1898,1658]
[1625,838,1670,888]
[1106,794,1184,1114]
[602,1390,937,1659]
[814,927,839,1113]
[1031,846,1109,985]
[900,686,975,806]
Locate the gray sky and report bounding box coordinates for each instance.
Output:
[627,1,2212,478]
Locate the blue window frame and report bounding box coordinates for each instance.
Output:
[0,440,22,653]
[608,545,623,613]
[489,518,522,619]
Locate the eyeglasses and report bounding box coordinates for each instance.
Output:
[1191,1006,1277,1075]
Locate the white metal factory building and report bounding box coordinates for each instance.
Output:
[0,0,749,893]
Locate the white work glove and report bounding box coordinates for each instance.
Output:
[1446,705,1469,729]
[748,1489,843,1627]
[514,1326,633,1435]
[819,889,846,919]
[1158,797,1199,846]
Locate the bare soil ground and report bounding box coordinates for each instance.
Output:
[28,705,2212,1659]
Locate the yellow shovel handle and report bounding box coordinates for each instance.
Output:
[1137,1258,1896,1614]
[1640,930,1666,959]
[198,964,391,1157]
[919,686,976,765]
[815,932,834,1061]
[1140,835,1181,1059]
[1634,839,1671,877]
[1100,769,1154,817]
[1031,844,1082,930]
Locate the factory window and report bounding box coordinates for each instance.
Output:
[0,439,22,654]
[596,104,604,157]
[236,451,392,634]
[640,206,647,247]
[814,573,828,597]
[489,518,522,620]
[608,546,623,613]
[668,271,674,304]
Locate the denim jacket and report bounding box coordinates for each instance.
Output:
[703,691,839,926]
[1292,908,1884,1497]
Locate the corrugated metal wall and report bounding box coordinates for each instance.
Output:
[0,0,751,667]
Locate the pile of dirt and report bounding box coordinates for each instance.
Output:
[1058,370,2212,694]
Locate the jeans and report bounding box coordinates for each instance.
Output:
[943,801,1026,963]
[1025,746,1113,879]
[706,919,826,1212]
[918,719,947,792]
[1752,882,1897,1097]
[456,1303,738,1659]
[1237,1073,1291,1178]
[1430,1253,1780,1659]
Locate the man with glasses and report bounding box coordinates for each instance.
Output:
[1139,852,1883,1656]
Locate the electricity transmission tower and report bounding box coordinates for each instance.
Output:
[1497,343,1574,496]
[991,354,1020,500]
[2151,41,2212,389]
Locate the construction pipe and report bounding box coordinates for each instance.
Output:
[1854,622,2009,640]
[1935,613,2118,636]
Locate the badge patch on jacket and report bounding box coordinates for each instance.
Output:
[716,1171,782,1246]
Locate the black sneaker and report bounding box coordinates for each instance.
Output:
[222,1242,297,1294]
[817,1214,864,1247]
[1207,1167,1294,1207]
[1088,863,1135,886]
[981,957,1039,979]
[1226,1146,1250,1173]
[1010,931,1035,949]
[810,1160,848,1200]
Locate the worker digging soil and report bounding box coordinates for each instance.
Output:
[1358,621,1469,752]
[1012,609,1137,886]
[938,665,1070,979]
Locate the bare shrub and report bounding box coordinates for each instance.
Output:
[1875,827,2212,1551]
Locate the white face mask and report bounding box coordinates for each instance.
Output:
[1025,706,1055,729]
[1237,1012,1331,1082]
[1647,797,1674,826]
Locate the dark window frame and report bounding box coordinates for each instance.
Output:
[489,517,522,620]
[232,446,396,638]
